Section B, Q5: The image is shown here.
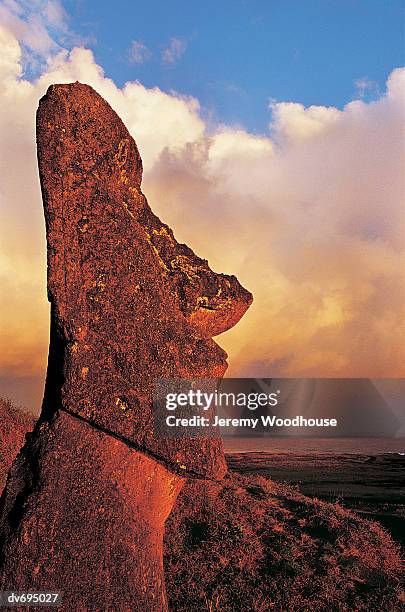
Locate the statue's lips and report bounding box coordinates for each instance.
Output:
[188,288,253,338]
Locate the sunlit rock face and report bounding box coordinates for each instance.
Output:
[0,83,252,610]
[37,82,252,478]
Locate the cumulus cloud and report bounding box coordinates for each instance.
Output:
[0,0,94,72]
[354,76,380,99]
[161,36,187,65]
[0,21,404,415]
[128,39,151,64]
[269,100,342,142]
[0,0,70,66]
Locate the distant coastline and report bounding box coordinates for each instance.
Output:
[226,442,405,548]
[223,436,405,454]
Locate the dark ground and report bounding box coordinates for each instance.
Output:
[1,400,403,610]
[226,451,405,548]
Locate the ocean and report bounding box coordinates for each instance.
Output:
[223,437,405,455]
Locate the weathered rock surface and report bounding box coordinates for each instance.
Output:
[0,82,252,610]
[1,411,183,611]
[1,403,403,612]
[37,82,252,478]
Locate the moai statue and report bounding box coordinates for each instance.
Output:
[0,83,252,610]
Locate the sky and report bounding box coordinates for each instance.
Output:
[24,1,405,131]
[0,0,404,413]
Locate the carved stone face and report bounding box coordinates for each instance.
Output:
[37,82,252,479]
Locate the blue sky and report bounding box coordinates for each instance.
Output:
[1,0,404,408]
[60,0,405,132]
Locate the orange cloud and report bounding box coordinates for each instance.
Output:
[0,24,404,402]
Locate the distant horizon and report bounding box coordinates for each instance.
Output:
[0,1,404,406]
[0,5,403,609]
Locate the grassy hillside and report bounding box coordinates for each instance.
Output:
[164,474,403,611]
[0,398,35,491]
[1,399,403,611]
